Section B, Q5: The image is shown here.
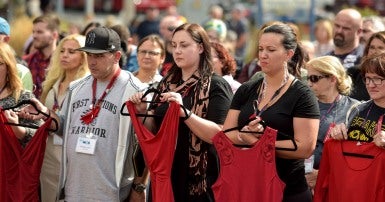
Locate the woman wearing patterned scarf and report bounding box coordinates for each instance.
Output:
[129,23,233,201]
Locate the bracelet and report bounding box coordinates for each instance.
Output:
[183,110,193,121]
[131,182,146,193]
[237,133,245,143]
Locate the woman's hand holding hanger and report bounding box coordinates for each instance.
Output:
[159,92,188,118]
[237,116,265,145]
[328,123,348,140]
[373,130,385,149]
[3,110,26,139]
[129,92,149,114]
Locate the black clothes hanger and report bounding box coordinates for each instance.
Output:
[120,88,190,118]
[223,118,298,151]
[341,151,374,159]
[2,100,59,132]
[340,130,375,159]
[121,88,164,117]
[338,105,383,159]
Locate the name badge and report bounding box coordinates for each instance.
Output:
[75,133,97,155]
[53,134,63,145]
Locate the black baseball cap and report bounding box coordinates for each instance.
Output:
[77,26,120,54]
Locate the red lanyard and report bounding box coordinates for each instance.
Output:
[52,89,66,112]
[81,68,121,124]
[377,114,384,134]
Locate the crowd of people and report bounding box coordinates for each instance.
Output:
[0,3,385,202]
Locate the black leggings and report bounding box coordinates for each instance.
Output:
[283,188,312,202]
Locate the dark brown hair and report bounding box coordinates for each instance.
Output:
[33,13,60,31]
[261,23,305,78]
[363,31,385,57]
[361,52,385,78]
[168,23,212,83]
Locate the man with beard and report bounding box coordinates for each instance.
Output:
[327,8,363,69]
[23,14,60,99]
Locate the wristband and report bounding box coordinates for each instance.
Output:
[183,110,193,121]
[132,182,146,193]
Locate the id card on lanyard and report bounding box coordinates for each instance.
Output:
[76,133,98,155]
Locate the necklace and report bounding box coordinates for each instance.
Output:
[80,68,121,124]
[256,72,289,116]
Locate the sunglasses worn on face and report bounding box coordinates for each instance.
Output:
[307,75,329,83]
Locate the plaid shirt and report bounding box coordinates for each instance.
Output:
[23,51,51,99]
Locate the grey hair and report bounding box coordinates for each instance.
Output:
[363,16,385,32]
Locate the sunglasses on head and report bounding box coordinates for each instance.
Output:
[167,26,176,32]
[307,75,329,83]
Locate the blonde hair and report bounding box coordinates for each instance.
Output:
[40,34,89,103]
[0,42,23,101]
[306,55,352,95]
[314,19,333,41]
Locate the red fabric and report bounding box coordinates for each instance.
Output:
[211,127,285,202]
[0,109,52,202]
[126,101,180,202]
[314,139,385,202]
[160,63,172,77]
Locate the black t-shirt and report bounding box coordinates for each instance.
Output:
[153,74,233,202]
[347,101,385,142]
[347,66,370,101]
[328,45,364,69]
[231,78,320,196]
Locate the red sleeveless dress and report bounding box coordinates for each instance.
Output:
[0,109,53,202]
[314,139,385,202]
[126,101,180,202]
[212,127,285,202]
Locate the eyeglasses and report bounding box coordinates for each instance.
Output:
[363,77,385,85]
[307,75,329,83]
[138,50,161,57]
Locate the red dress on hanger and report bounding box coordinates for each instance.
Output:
[314,139,385,202]
[0,109,53,202]
[211,127,285,202]
[126,101,180,202]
